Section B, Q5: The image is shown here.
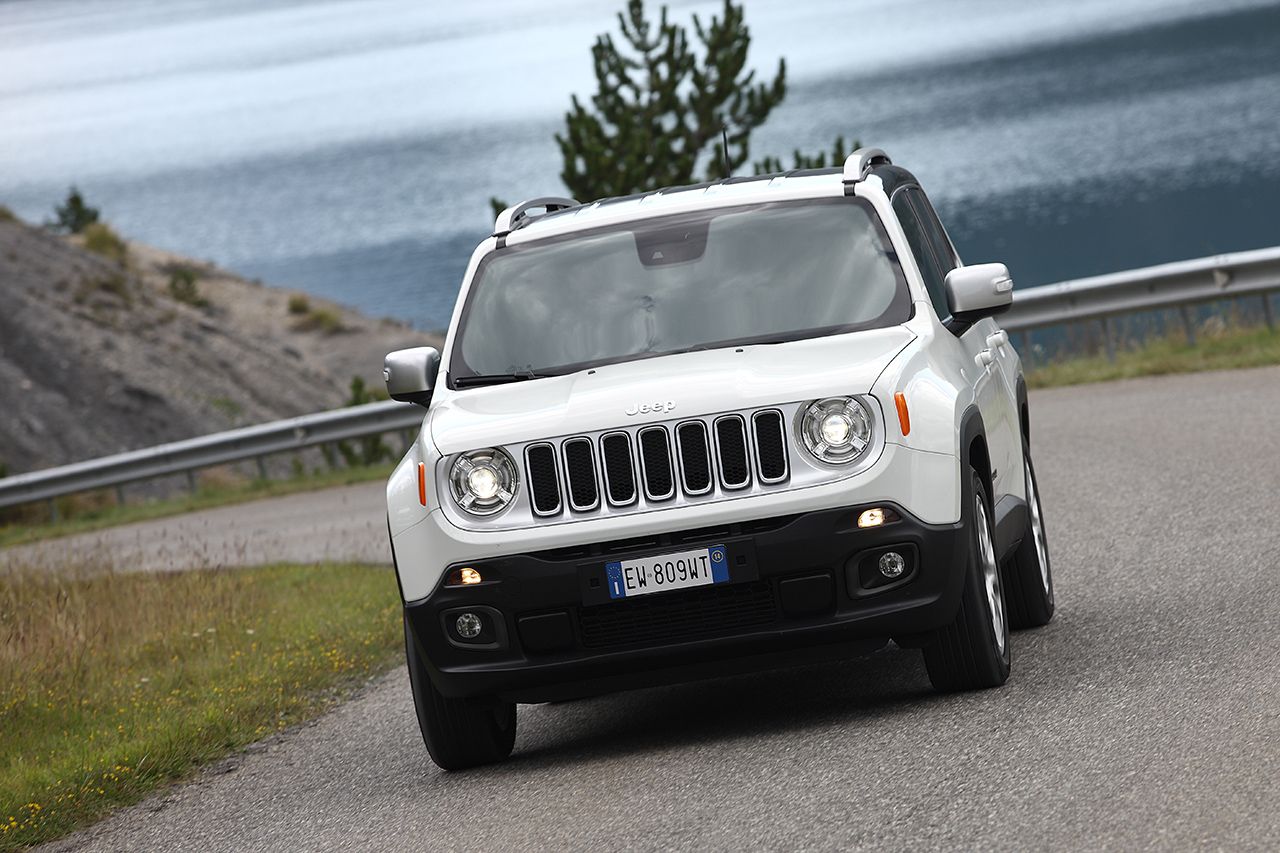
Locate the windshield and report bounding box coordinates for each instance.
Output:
[450,197,909,383]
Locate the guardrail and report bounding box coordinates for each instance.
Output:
[1001,245,1280,348]
[0,401,424,513]
[1,247,1277,514]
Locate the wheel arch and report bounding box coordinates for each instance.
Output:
[960,406,993,509]
[1015,376,1030,447]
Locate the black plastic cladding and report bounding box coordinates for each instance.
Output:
[525,444,561,515]
[601,433,637,504]
[639,428,675,500]
[715,416,751,489]
[562,439,599,510]
[676,421,713,494]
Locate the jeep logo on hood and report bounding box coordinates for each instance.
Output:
[625,400,676,417]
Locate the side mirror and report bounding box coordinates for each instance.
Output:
[944,263,1013,330]
[383,347,440,407]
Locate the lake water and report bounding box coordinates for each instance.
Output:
[3,0,1279,332]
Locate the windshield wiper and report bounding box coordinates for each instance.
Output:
[454,371,548,388]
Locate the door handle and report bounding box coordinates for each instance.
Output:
[987,331,1009,349]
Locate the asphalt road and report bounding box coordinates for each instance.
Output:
[36,367,1280,851]
[1,482,388,574]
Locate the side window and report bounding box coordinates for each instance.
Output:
[891,189,950,321]
[910,189,960,273]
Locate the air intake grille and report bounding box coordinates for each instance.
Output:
[638,428,675,500]
[562,438,599,510]
[525,444,561,515]
[676,422,712,494]
[578,580,777,649]
[753,410,788,483]
[715,416,751,489]
[600,433,637,505]
[519,406,794,520]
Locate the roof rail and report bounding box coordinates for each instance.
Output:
[493,197,580,237]
[842,148,892,184]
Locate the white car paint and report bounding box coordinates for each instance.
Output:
[387,166,1026,604]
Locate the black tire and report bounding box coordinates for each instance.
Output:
[1003,440,1055,629]
[404,615,516,771]
[923,468,1011,692]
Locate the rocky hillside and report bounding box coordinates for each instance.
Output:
[0,213,439,474]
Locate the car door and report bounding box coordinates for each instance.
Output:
[896,187,1020,502]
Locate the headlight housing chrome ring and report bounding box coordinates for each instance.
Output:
[449,448,519,516]
[798,396,874,465]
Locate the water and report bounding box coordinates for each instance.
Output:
[3,0,1279,332]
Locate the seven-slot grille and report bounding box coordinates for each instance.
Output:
[529,408,790,516]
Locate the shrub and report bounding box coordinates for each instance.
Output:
[0,205,16,223]
[294,307,343,334]
[52,187,99,234]
[287,294,310,315]
[81,222,128,264]
[337,376,393,466]
[167,266,209,308]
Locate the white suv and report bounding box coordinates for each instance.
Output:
[383,149,1055,771]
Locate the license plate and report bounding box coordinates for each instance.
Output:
[605,545,729,600]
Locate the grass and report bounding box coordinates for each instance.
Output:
[292,306,344,334]
[80,223,128,265]
[0,463,394,550]
[0,562,403,849]
[166,265,209,309]
[1027,322,1280,389]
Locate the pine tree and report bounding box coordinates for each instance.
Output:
[52,186,100,234]
[492,0,856,215]
[752,134,859,174]
[557,0,786,202]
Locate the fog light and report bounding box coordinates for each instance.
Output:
[455,612,484,639]
[879,551,906,579]
[446,566,484,586]
[858,508,885,528]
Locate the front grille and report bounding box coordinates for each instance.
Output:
[675,421,713,495]
[752,410,788,483]
[578,580,778,649]
[525,443,561,516]
[600,432,637,505]
[519,405,795,519]
[638,427,675,500]
[715,416,752,489]
[562,438,599,510]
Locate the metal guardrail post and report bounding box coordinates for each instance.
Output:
[1179,306,1196,345]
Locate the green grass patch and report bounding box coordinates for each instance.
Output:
[0,562,402,849]
[1027,323,1280,389]
[292,306,344,334]
[80,223,128,265]
[0,463,393,550]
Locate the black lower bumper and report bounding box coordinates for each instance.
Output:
[405,503,966,703]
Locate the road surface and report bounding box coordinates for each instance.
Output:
[2,482,388,573]
[30,367,1280,851]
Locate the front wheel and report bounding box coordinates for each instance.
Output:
[404,615,516,771]
[1003,441,1055,629]
[923,468,1011,692]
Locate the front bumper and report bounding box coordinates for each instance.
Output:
[405,502,965,703]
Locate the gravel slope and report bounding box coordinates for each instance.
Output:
[34,366,1280,852]
[0,216,436,474]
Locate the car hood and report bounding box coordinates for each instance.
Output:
[428,327,915,454]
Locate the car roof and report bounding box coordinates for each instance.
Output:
[504,163,922,246]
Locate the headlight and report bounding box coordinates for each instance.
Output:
[449,448,518,516]
[798,397,873,465]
